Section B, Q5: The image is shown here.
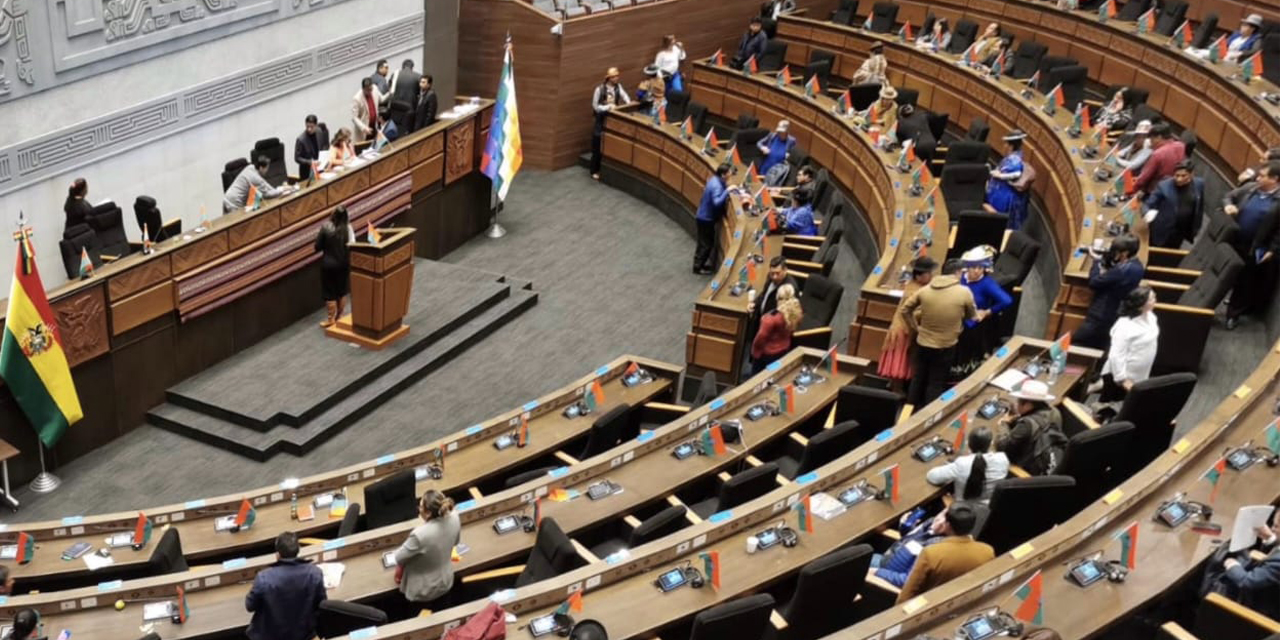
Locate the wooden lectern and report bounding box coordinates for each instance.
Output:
[325,227,415,350]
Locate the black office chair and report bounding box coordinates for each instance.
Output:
[688,593,775,640]
[1178,212,1239,271]
[1177,244,1243,310]
[588,505,689,559]
[773,545,874,640]
[1115,0,1151,21]
[868,1,898,33]
[895,87,919,108]
[1046,65,1087,111]
[221,157,249,191]
[59,224,101,279]
[1153,0,1187,36]
[833,385,902,443]
[811,167,834,213]
[730,128,769,165]
[940,162,989,215]
[362,469,417,530]
[247,138,287,186]
[505,466,559,489]
[948,210,1009,260]
[86,202,132,261]
[1262,34,1280,86]
[926,112,949,144]
[803,59,832,90]
[133,196,165,242]
[689,371,719,406]
[1036,55,1077,92]
[666,90,691,122]
[978,476,1077,554]
[1180,128,1198,159]
[1010,41,1047,79]
[689,462,781,518]
[774,420,861,479]
[846,82,881,111]
[1189,13,1218,49]
[1054,421,1136,509]
[919,13,936,36]
[761,16,778,39]
[316,600,389,638]
[993,230,1041,289]
[944,140,990,165]
[516,518,590,587]
[964,116,990,144]
[579,402,634,460]
[758,40,789,72]
[337,502,362,537]
[808,48,836,76]
[686,102,709,136]
[1102,373,1197,479]
[947,19,978,55]
[148,528,189,575]
[830,0,859,26]
[798,274,843,330]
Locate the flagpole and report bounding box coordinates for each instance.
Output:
[486,192,507,239]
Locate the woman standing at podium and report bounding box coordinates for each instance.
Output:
[315,206,353,328]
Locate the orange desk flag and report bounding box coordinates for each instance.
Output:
[368,222,382,244]
[777,65,792,87]
[246,184,261,211]
[625,361,639,376]
[1012,570,1044,624]
[794,494,814,533]
[729,143,743,166]
[133,512,153,546]
[1202,457,1226,502]
[820,345,839,375]
[14,532,33,564]
[78,247,93,277]
[881,464,900,502]
[234,498,256,529]
[701,551,721,590]
[777,384,796,413]
[951,411,969,451]
[710,49,725,67]
[1115,521,1139,570]
[517,414,529,447]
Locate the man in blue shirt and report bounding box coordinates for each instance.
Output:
[245,532,327,640]
[778,187,818,235]
[1072,234,1144,349]
[756,120,797,175]
[732,17,768,70]
[694,163,734,274]
[1223,161,1280,329]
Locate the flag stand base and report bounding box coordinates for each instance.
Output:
[29,445,59,494]
[486,198,507,239]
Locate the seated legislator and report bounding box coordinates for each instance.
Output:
[1116,120,1153,173]
[995,380,1067,475]
[871,512,948,589]
[1094,88,1134,133]
[63,177,92,230]
[916,18,951,53]
[788,165,816,204]
[1215,520,1280,619]
[731,16,768,70]
[330,127,357,167]
[897,503,994,603]
[1129,123,1186,197]
[414,74,439,132]
[1222,161,1280,330]
[295,114,330,182]
[6,609,39,640]
[756,120,797,175]
[776,187,818,235]
[896,103,937,161]
[1073,234,1145,349]
[1143,160,1203,248]
[351,77,384,143]
[926,426,1010,504]
[854,85,899,132]
[1226,14,1265,62]
[851,41,888,86]
[222,156,286,213]
[245,532,327,640]
[395,490,462,609]
[970,23,1003,62]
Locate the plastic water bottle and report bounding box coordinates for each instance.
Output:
[290,493,298,520]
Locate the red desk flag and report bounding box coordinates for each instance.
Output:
[794,494,814,533]
[820,345,839,375]
[1202,457,1226,503]
[898,21,913,41]
[1013,570,1044,624]
[1115,521,1139,570]
[625,361,639,376]
[701,551,721,590]
[803,73,821,98]
[517,414,529,447]
[368,222,382,244]
[78,247,93,277]
[777,384,796,413]
[881,464,900,503]
[710,49,725,67]
[704,129,720,153]
[951,411,970,451]
[234,498,256,529]
[133,512,153,546]
[1179,20,1193,46]
[777,65,792,88]
[177,585,190,623]
[15,532,33,564]
[533,498,543,529]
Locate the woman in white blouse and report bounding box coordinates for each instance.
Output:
[1100,285,1159,402]
[925,427,1009,504]
[653,35,687,93]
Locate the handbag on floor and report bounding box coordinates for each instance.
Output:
[443,601,508,640]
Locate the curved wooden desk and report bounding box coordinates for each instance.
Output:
[839,338,1280,640]
[341,338,1095,640]
[0,356,679,589]
[2,348,866,639]
[883,0,1280,173]
[0,102,495,481]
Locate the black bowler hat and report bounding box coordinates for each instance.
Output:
[570,619,608,640]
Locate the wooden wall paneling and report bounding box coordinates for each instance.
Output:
[52,286,110,368]
[42,354,118,472]
[412,154,445,191]
[171,232,229,275]
[445,118,478,185]
[228,210,281,251]
[111,324,176,436]
[110,282,175,337]
[279,188,328,227]
[107,257,172,302]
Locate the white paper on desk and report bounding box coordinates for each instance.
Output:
[990,369,1030,392]
[1230,505,1276,552]
[318,562,346,589]
[83,551,116,571]
[316,150,331,171]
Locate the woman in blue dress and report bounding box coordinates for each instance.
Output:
[952,245,1013,378]
[985,131,1027,228]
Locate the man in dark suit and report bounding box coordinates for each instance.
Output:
[388,60,422,132]
[1143,160,1204,249]
[1072,234,1144,349]
[751,256,799,320]
[294,115,330,182]
[413,74,438,132]
[1223,161,1280,329]
[1220,521,1280,619]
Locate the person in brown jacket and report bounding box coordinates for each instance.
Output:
[897,503,994,603]
[899,259,977,406]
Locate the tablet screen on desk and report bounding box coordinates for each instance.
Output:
[1159,502,1190,527]
[494,434,516,450]
[916,443,941,462]
[1070,560,1104,586]
[756,528,780,549]
[657,568,687,592]
[838,486,869,506]
[529,614,557,637]
[1227,448,1253,470]
[493,516,520,535]
[961,617,997,640]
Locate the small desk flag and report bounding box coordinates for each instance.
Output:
[881,464,900,503]
[235,498,256,529]
[1115,521,1139,570]
[951,411,970,451]
[1012,570,1044,624]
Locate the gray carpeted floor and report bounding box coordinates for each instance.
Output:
[2,167,1265,521]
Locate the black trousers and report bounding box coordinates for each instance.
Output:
[694,220,717,270]
[907,344,955,408]
[590,116,606,175]
[1227,253,1278,319]
[1072,318,1110,350]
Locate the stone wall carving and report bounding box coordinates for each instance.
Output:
[0,11,423,196]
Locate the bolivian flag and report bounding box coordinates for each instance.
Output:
[1,228,83,448]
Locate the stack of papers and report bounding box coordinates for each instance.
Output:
[990,369,1029,392]
[83,552,115,571]
[318,562,346,589]
[809,492,847,521]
